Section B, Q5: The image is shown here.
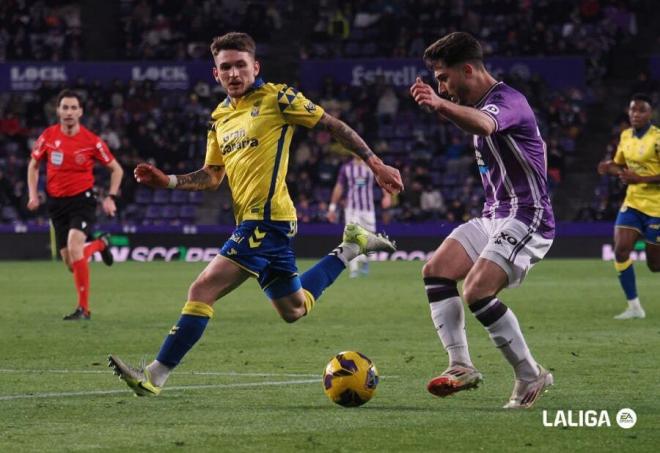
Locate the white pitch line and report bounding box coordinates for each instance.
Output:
[0,368,319,378]
[0,368,398,379]
[0,378,320,401]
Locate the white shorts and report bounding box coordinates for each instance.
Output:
[447,217,553,288]
[344,208,376,232]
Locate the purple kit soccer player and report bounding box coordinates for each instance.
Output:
[328,157,392,277]
[410,32,555,409]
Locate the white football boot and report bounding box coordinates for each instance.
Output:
[503,365,553,409]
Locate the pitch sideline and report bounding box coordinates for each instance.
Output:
[0,378,320,401]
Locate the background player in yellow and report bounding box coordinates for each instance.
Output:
[598,93,660,319]
[108,32,404,395]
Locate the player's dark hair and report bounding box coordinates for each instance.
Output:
[423,32,484,68]
[210,32,256,57]
[56,89,83,108]
[631,93,653,107]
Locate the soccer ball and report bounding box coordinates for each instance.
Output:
[322,351,379,407]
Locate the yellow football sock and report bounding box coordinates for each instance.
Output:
[614,258,633,272]
[303,289,316,315]
[181,300,214,318]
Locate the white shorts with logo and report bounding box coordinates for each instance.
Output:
[447,217,553,288]
[344,208,376,232]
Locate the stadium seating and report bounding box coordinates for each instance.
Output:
[0,0,643,226]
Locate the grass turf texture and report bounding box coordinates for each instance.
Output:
[0,259,658,452]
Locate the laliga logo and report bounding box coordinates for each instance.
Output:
[542,408,637,429]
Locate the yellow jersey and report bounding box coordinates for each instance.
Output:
[614,124,660,217]
[205,79,324,223]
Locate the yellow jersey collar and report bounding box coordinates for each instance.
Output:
[632,123,651,139]
[221,78,265,108]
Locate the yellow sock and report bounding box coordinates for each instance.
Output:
[614,258,633,272]
[181,300,214,318]
[303,289,316,315]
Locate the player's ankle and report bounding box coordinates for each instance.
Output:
[146,360,172,387]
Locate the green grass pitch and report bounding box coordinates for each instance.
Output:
[0,259,658,452]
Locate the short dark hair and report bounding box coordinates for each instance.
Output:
[631,93,653,107]
[423,32,484,67]
[210,32,256,57]
[56,89,83,107]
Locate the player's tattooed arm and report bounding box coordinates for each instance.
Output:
[176,165,226,191]
[317,112,375,161]
[316,112,404,194]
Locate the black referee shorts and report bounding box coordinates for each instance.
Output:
[47,189,97,250]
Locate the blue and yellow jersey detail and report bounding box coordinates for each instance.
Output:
[614,125,660,217]
[205,78,324,223]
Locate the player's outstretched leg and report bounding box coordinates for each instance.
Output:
[341,223,396,255]
[109,301,214,396]
[298,223,395,312]
[108,354,162,396]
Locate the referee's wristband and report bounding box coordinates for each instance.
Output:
[328,203,337,212]
[167,174,178,189]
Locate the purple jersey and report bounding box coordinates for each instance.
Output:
[473,82,555,238]
[337,160,375,212]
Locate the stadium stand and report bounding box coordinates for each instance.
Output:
[1,0,658,226]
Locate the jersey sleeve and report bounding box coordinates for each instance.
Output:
[613,130,627,165]
[204,122,224,166]
[31,131,48,161]
[479,91,523,133]
[276,85,325,128]
[93,137,115,165]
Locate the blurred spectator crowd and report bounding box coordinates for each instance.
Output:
[300,0,639,82]
[3,0,642,76]
[0,0,285,61]
[0,70,589,226]
[2,0,640,227]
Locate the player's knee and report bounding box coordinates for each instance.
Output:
[422,261,441,278]
[188,275,213,302]
[462,280,485,305]
[280,306,305,323]
[614,247,631,263]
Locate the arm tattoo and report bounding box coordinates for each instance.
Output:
[319,113,375,161]
[176,165,224,191]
